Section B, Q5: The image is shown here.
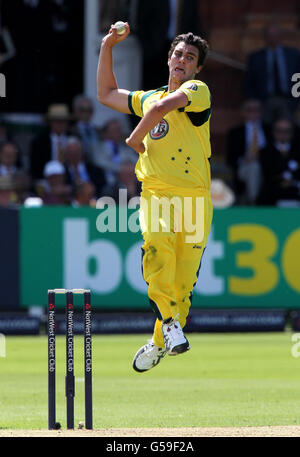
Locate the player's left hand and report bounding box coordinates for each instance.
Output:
[125,137,145,154]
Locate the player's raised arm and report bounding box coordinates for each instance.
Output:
[97,22,131,114]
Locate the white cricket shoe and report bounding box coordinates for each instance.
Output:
[162,318,190,355]
[132,340,167,373]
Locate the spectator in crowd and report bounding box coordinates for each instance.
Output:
[63,136,106,198]
[103,159,140,202]
[93,118,137,190]
[71,181,97,208]
[0,175,18,207]
[118,160,140,201]
[0,141,30,202]
[226,99,270,204]
[210,179,235,208]
[71,95,100,164]
[0,141,20,176]
[245,23,300,123]
[38,160,71,205]
[258,118,300,206]
[30,104,72,180]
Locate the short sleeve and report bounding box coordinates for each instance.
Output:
[177,80,211,113]
[128,90,146,117]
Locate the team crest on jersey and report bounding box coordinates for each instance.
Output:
[150,119,169,140]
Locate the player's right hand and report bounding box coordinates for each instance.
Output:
[102,22,130,47]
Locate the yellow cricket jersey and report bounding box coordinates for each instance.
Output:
[128,79,212,193]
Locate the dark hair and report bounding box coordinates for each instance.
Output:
[168,32,209,67]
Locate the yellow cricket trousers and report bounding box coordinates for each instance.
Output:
[139,187,213,348]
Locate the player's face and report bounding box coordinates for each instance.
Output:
[168,42,202,84]
[1,144,17,167]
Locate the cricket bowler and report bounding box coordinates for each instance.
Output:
[97,22,213,372]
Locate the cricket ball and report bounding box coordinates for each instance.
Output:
[114,21,126,35]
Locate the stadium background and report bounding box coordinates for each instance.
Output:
[0,0,299,335]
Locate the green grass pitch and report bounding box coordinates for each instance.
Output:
[0,332,299,430]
